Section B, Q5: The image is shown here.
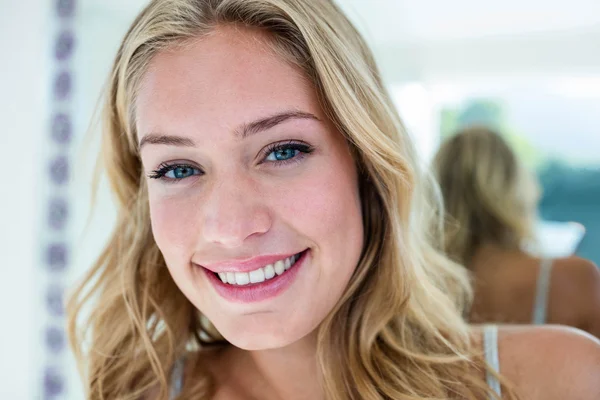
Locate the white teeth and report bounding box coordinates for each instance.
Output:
[274,260,285,275]
[235,272,250,285]
[226,272,236,285]
[264,264,275,279]
[249,268,265,284]
[217,252,304,285]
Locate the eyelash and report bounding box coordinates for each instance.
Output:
[147,140,314,182]
[260,140,314,166]
[147,162,202,181]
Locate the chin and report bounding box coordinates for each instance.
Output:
[227,336,288,351]
[222,330,298,351]
[214,318,314,351]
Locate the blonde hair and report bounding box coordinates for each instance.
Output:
[433,125,540,266]
[68,1,517,399]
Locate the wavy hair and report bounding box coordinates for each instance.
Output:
[433,125,540,266]
[68,1,517,399]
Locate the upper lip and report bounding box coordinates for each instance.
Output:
[196,252,302,273]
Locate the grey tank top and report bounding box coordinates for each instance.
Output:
[170,329,503,400]
[532,258,553,325]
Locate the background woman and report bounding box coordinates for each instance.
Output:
[434,125,600,337]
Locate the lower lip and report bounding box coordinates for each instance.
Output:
[201,250,309,303]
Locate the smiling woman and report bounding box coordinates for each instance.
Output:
[137,29,364,352]
[66,1,600,400]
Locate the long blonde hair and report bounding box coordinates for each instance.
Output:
[433,125,540,266]
[68,1,516,399]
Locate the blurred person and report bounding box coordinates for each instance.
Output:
[67,1,600,399]
[434,125,600,338]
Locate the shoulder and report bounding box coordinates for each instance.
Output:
[550,255,598,280]
[497,325,600,400]
[551,256,600,303]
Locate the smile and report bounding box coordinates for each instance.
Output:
[200,249,309,303]
[216,253,301,285]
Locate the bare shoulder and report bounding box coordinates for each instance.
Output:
[497,325,600,399]
[550,256,599,304]
[551,257,600,322]
[552,255,598,279]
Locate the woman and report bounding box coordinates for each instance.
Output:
[433,126,600,337]
[67,1,600,399]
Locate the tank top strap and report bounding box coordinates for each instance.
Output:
[483,324,502,399]
[532,258,553,324]
[169,356,186,399]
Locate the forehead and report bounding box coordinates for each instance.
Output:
[135,26,320,138]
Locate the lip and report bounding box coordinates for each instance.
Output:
[199,252,300,273]
[200,249,309,303]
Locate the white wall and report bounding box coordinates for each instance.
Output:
[0,0,50,398]
[0,1,125,398]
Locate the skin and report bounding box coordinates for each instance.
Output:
[137,25,363,400]
[136,25,600,399]
[469,243,600,338]
[490,325,600,400]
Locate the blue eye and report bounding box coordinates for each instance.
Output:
[263,142,314,165]
[148,164,202,181]
[266,148,300,162]
[165,166,199,179]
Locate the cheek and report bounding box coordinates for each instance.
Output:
[148,191,199,262]
[281,152,363,268]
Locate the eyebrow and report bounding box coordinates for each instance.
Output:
[236,110,320,139]
[138,110,320,149]
[139,134,195,149]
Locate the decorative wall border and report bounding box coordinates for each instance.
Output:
[42,0,77,398]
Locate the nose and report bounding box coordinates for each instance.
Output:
[200,174,272,248]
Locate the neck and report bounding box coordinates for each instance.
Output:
[225,332,324,400]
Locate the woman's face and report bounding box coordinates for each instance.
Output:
[136,26,364,350]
